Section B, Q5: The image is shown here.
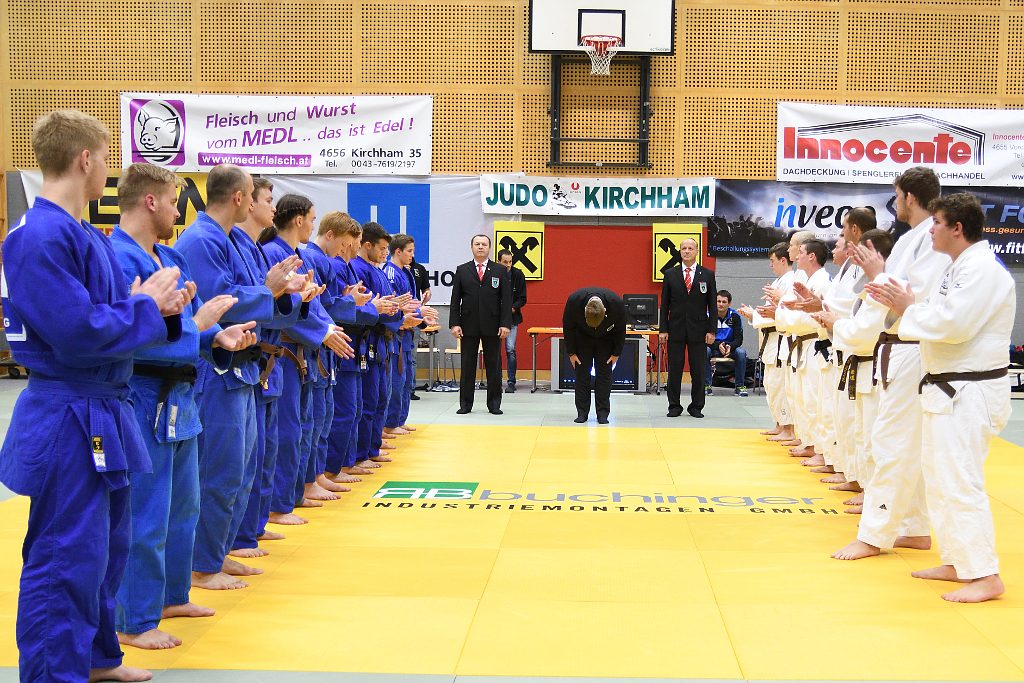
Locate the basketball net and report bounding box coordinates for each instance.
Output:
[581,35,621,75]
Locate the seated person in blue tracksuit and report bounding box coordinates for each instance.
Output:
[0,110,185,683]
[706,289,748,396]
[110,163,260,651]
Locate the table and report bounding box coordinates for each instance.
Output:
[526,327,664,394]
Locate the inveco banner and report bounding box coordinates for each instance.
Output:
[777,102,1024,187]
[480,174,716,216]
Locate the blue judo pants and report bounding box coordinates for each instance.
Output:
[17,402,129,681]
[357,360,388,463]
[385,342,414,429]
[233,396,279,550]
[304,384,333,485]
[115,421,199,634]
[272,358,313,513]
[193,378,257,574]
[327,370,362,472]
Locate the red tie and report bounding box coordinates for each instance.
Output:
[685,267,692,292]
[477,262,485,281]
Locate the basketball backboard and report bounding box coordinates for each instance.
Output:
[529,0,675,55]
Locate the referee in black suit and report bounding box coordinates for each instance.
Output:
[563,287,627,424]
[450,234,512,415]
[659,238,717,418]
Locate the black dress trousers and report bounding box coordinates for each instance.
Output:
[667,339,707,412]
[574,336,614,419]
[459,335,503,412]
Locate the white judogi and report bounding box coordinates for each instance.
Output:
[820,260,864,474]
[754,270,796,426]
[861,218,950,546]
[899,240,1013,578]
[776,267,832,452]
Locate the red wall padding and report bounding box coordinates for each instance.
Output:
[511,224,713,370]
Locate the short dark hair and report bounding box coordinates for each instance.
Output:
[717,290,732,303]
[769,241,791,263]
[801,239,830,266]
[471,234,491,247]
[496,249,512,261]
[860,229,894,259]
[845,207,877,234]
[252,177,273,200]
[206,164,250,205]
[390,233,415,254]
[929,193,986,243]
[361,221,391,246]
[894,166,941,209]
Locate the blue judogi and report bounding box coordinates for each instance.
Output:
[261,236,333,512]
[174,212,300,573]
[109,228,232,635]
[350,256,402,463]
[382,260,423,429]
[1,198,179,682]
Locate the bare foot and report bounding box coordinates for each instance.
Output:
[894,535,932,550]
[304,482,339,501]
[269,511,308,525]
[831,481,862,492]
[943,575,1005,602]
[821,473,847,484]
[800,454,825,467]
[790,446,815,457]
[117,629,182,650]
[229,547,269,558]
[844,492,865,505]
[297,497,323,508]
[781,439,802,447]
[258,531,286,541]
[767,427,795,441]
[811,465,835,474]
[760,424,783,435]
[399,425,416,431]
[356,460,381,469]
[88,665,153,682]
[831,540,880,560]
[162,602,215,619]
[379,442,396,450]
[844,505,863,515]
[329,472,362,484]
[317,473,351,493]
[912,565,969,582]
[381,431,397,439]
[369,454,392,462]
[222,558,263,576]
[191,571,248,590]
[346,465,373,475]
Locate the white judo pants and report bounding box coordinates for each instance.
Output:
[764,363,790,426]
[784,365,805,442]
[798,361,822,452]
[921,380,1009,579]
[851,390,879,486]
[817,361,838,465]
[833,381,856,477]
[859,350,931,547]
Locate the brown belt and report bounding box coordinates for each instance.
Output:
[919,368,1008,399]
[278,334,309,381]
[837,354,872,400]
[257,342,284,385]
[317,352,328,379]
[786,333,819,372]
[758,326,776,359]
[872,332,919,389]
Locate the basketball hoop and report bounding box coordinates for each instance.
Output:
[581,35,621,75]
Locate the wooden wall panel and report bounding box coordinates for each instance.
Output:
[2,0,1023,180]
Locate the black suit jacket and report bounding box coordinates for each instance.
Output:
[509,266,527,327]
[449,260,513,337]
[562,287,627,356]
[660,263,717,343]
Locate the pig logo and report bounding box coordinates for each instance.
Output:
[130,99,186,165]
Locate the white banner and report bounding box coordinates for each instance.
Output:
[480,174,715,216]
[777,102,1024,187]
[120,93,432,175]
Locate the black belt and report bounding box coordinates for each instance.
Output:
[133,364,198,434]
[786,333,819,372]
[814,338,832,361]
[872,332,919,389]
[776,335,784,368]
[230,345,263,368]
[758,326,776,358]
[342,325,366,367]
[919,368,1008,399]
[837,355,872,400]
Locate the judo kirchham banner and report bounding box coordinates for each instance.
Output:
[709,179,1024,264]
[119,93,432,175]
[777,102,1024,187]
[480,174,716,216]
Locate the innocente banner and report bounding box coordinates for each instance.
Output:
[480,174,715,216]
[120,93,432,175]
[777,102,1024,187]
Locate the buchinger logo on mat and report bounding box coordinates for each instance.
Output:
[129,99,186,166]
[373,482,479,499]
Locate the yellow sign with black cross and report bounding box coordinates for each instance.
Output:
[652,224,704,282]
[494,221,545,280]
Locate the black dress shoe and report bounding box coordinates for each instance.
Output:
[410,392,420,401]
[489,409,503,415]
[574,415,588,423]
[688,408,704,418]
[597,416,609,424]
[666,408,683,417]
[456,407,472,414]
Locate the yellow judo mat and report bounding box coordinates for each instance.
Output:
[1,424,1024,680]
